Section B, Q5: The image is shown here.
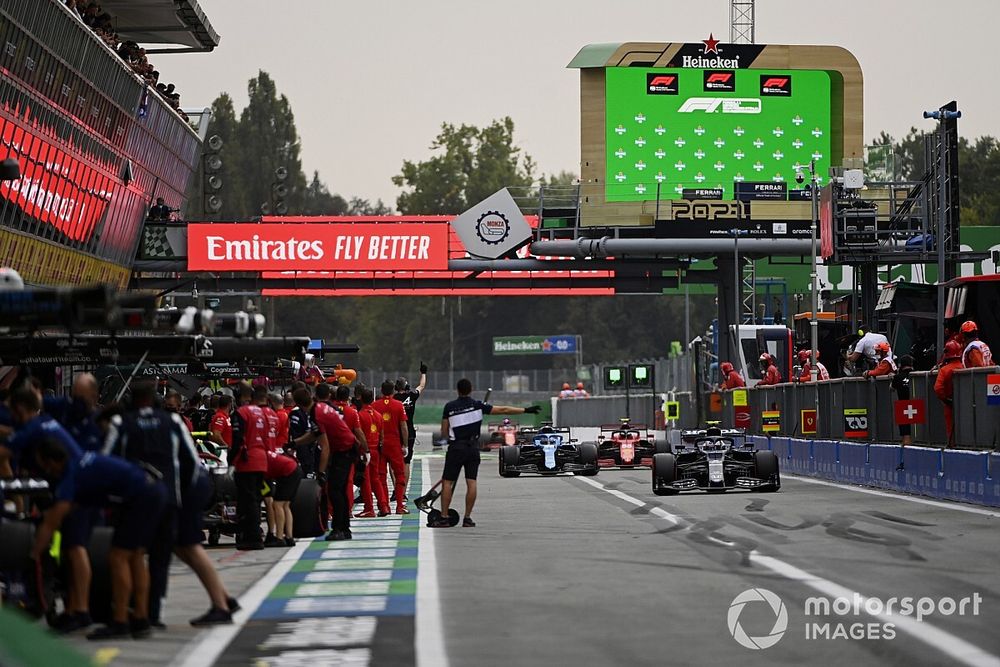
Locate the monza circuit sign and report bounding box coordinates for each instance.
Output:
[492,335,578,356]
[186,223,449,271]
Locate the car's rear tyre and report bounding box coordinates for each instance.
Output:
[499,446,520,478]
[0,519,34,570]
[652,453,679,496]
[654,440,671,455]
[291,477,324,538]
[754,450,781,492]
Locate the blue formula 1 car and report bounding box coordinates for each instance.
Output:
[498,425,598,477]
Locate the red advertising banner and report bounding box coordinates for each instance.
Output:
[187,223,450,272]
[0,118,111,243]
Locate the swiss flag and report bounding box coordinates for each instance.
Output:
[894,399,926,425]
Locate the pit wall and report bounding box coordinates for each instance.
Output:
[720,368,1000,448]
[748,436,1000,508]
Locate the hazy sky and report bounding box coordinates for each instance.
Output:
[155,0,998,209]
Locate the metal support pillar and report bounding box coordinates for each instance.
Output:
[717,258,740,366]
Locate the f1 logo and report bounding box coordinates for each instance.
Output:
[760,74,792,96]
[646,72,679,95]
[703,70,736,92]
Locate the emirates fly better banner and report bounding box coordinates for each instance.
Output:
[187,223,449,271]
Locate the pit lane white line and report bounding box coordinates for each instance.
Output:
[416,462,449,667]
[783,473,1000,518]
[171,540,311,667]
[574,476,1000,667]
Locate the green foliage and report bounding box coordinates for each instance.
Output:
[871,129,1000,226]
[188,72,359,219]
[392,117,534,215]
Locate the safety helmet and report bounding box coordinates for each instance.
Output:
[562,383,570,390]
[759,353,772,366]
[502,418,511,426]
[874,341,890,356]
[576,382,584,390]
[720,361,734,374]
[943,339,963,360]
[797,350,810,363]
[961,320,978,334]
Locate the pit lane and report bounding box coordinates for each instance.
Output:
[50,428,999,667]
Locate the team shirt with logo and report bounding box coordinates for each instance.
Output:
[372,396,407,448]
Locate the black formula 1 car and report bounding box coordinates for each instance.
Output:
[652,429,779,494]
[595,419,666,469]
[499,426,598,477]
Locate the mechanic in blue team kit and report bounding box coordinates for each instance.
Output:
[393,362,428,496]
[43,372,102,452]
[34,437,167,640]
[289,387,319,475]
[1,384,95,633]
[432,378,540,528]
[103,381,235,628]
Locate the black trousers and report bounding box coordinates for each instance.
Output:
[234,471,264,544]
[326,451,355,533]
[148,504,177,622]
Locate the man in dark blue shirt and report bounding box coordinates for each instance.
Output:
[104,381,203,628]
[32,438,166,641]
[1,385,94,634]
[43,372,102,452]
[432,378,539,528]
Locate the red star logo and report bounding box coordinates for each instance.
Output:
[541,339,552,352]
[702,33,721,55]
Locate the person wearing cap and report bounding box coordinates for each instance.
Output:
[848,324,890,374]
[959,320,993,368]
[862,341,896,378]
[797,350,830,382]
[719,362,745,390]
[934,340,965,447]
[572,382,589,398]
[558,383,574,398]
[757,353,782,386]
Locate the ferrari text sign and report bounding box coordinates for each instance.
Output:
[187,224,449,271]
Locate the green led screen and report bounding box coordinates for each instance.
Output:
[605,67,832,202]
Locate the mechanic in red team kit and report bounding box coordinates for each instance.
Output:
[231,386,269,550]
[314,398,366,541]
[718,361,745,389]
[356,388,388,517]
[757,353,782,386]
[373,380,410,514]
[432,378,540,528]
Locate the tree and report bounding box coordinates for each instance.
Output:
[236,71,308,217]
[347,197,393,216]
[870,130,1000,225]
[302,171,348,216]
[183,93,245,220]
[392,117,534,215]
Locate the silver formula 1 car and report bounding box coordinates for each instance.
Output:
[652,428,779,494]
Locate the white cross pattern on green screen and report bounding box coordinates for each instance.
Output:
[604,67,833,201]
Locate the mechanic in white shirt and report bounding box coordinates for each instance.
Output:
[848,324,890,372]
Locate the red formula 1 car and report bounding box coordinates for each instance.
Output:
[482,420,521,451]
[595,419,666,469]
